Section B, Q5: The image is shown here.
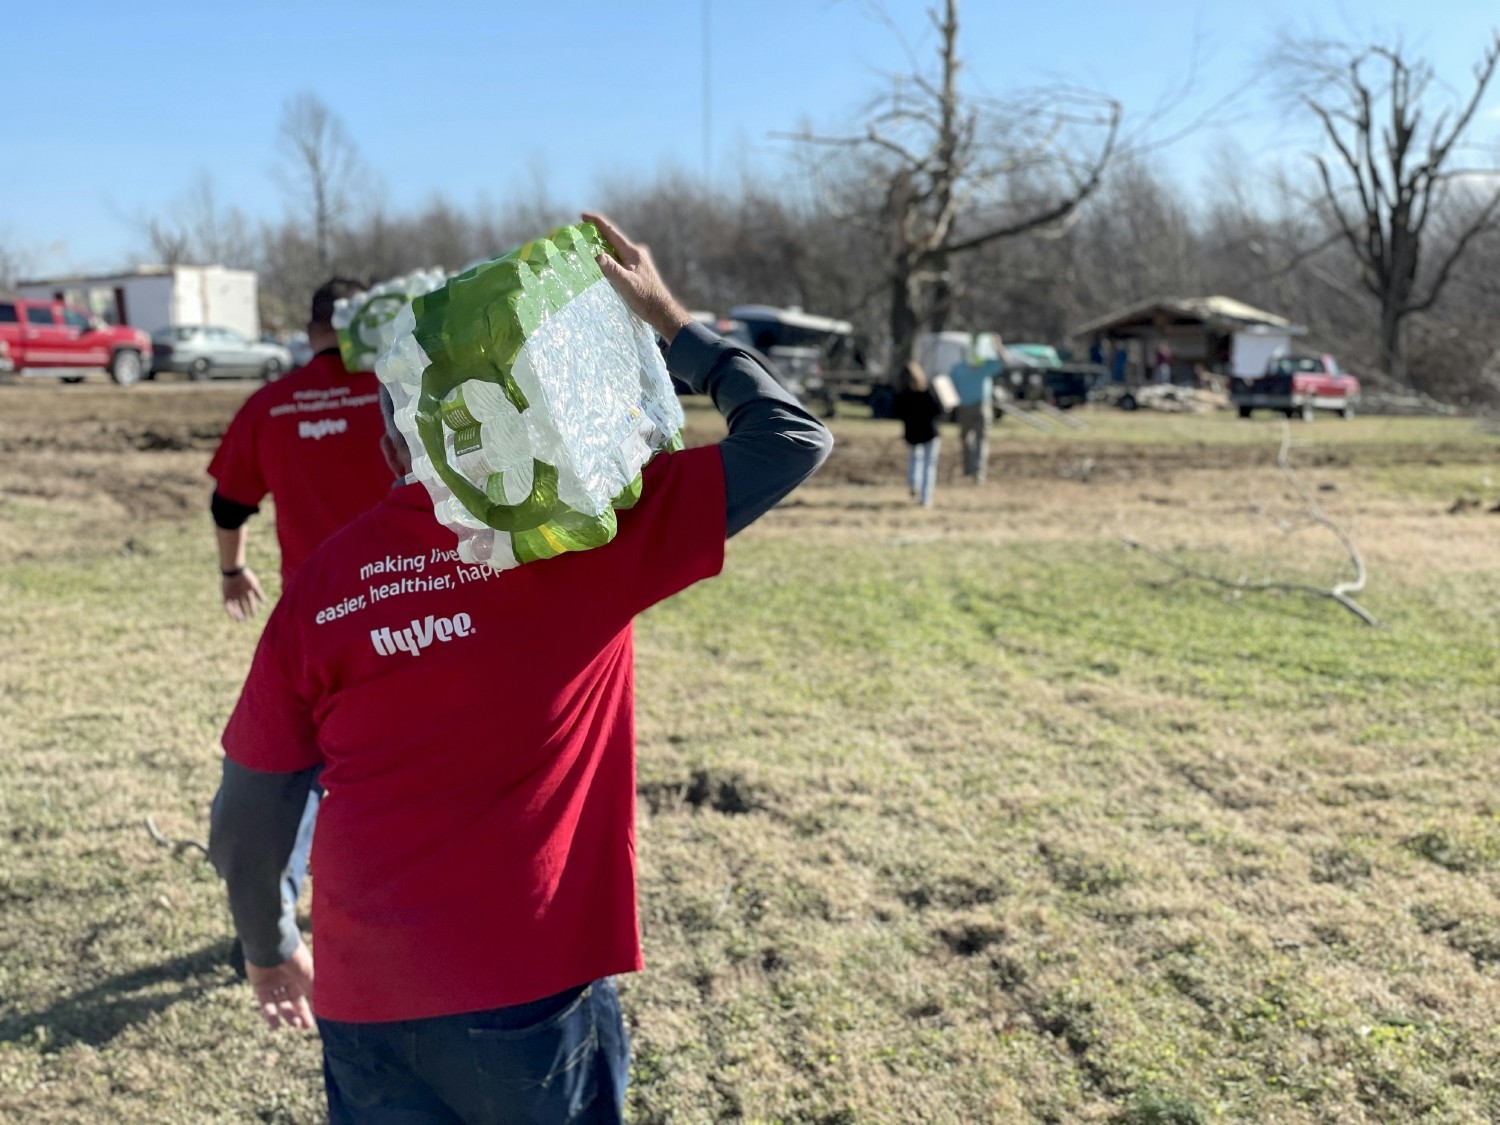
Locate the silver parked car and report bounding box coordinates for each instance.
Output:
[150,325,294,382]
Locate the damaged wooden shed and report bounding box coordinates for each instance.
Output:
[1075,296,1307,384]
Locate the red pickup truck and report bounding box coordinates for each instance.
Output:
[0,295,153,385]
[1231,354,1359,421]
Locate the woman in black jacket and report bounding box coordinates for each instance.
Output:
[892,361,943,508]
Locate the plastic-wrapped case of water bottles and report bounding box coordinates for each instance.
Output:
[363,223,683,570]
[331,269,449,373]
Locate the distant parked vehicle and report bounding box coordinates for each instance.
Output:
[151,325,293,382]
[1005,343,1104,409]
[688,313,801,397]
[1008,343,1062,368]
[729,305,860,405]
[1231,354,1359,420]
[0,295,153,385]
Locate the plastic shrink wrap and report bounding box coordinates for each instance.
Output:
[375,223,684,570]
[332,269,449,372]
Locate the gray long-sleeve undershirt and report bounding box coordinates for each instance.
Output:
[211,765,314,966]
[210,321,832,966]
[666,321,833,536]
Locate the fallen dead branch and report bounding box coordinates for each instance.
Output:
[1033,401,1089,430]
[996,401,1057,431]
[1122,422,1381,627]
[144,815,210,858]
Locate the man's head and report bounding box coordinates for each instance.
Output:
[307,277,365,352]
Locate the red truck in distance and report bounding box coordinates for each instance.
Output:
[0,295,153,385]
[1231,354,1360,421]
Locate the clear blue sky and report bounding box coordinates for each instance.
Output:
[3,0,1496,276]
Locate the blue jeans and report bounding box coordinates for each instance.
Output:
[285,783,319,909]
[320,978,630,1124]
[907,437,940,507]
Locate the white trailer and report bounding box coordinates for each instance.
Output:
[1230,325,1296,378]
[18,265,260,340]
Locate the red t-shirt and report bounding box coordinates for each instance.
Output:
[207,352,391,583]
[222,445,727,1023]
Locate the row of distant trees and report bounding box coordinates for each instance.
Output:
[4,2,1498,404]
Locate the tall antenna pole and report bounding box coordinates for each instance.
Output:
[702,0,712,183]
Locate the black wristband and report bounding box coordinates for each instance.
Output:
[221,566,247,578]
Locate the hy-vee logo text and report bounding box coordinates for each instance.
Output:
[370,612,475,657]
[299,418,349,440]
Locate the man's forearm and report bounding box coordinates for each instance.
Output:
[211,491,258,570]
[209,759,315,967]
[215,525,249,573]
[666,323,833,535]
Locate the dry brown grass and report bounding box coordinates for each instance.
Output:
[2,381,1499,1122]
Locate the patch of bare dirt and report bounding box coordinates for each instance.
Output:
[0,383,250,455]
[1,383,1495,580]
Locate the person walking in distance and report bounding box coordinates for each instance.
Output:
[206,277,389,974]
[948,332,1001,483]
[208,213,833,1123]
[893,361,943,508]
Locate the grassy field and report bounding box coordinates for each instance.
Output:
[1,382,1499,1123]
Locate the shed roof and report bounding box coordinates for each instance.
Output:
[1074,296,1306,338]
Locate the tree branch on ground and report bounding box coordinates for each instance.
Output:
[1122,423,1380,626]
[144,815,209,858]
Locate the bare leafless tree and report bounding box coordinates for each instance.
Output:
[89,33,1497,406]
[275,92,365,271]
[0,233,29,289]
[137,173,256,267]
[789,0,1121,367]
[1279,31,1500,387]
[142,217,192,267]
[183,175,256,266]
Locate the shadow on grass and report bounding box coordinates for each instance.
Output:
[0,939,237,1052]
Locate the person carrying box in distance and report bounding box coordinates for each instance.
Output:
[948,332,1002,483]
